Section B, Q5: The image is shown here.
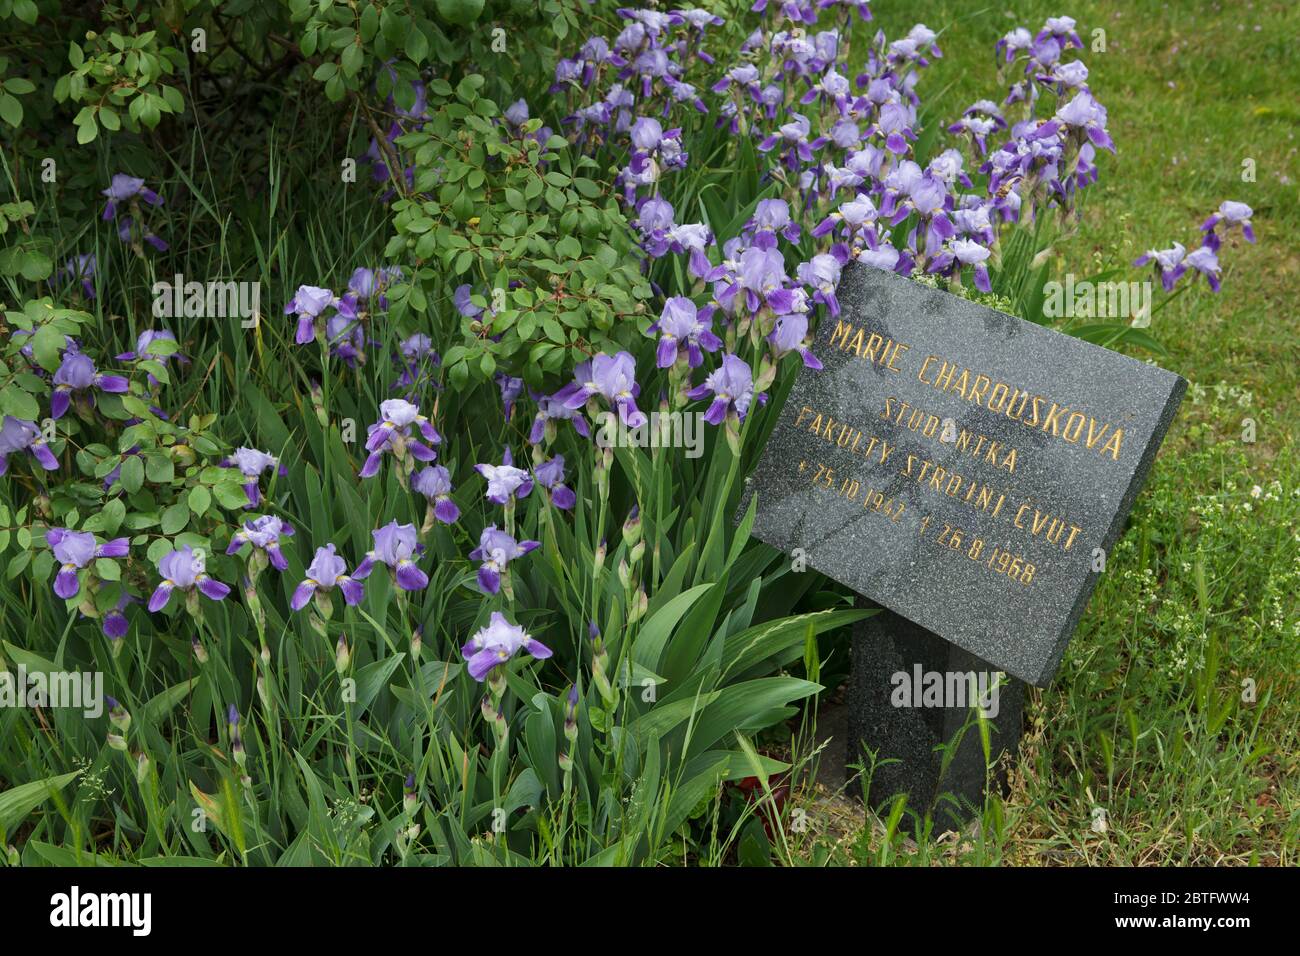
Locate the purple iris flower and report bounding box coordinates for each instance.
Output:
[996,27,1033,63]
[460,611,552,681]
[947,102,1006,156]
[1134,242,1187,292]
[529,391,591,444]
[631,115,663,151]
[748,199,801,249]
[103,591,135,640]
[553,351,646,427]
[688,354,757,425]
[730,246,796,314]
[285,286,338,345]
[652,297,723,368]
[1201,201,1255,249]
[61,253,97,298]
[0,416,58,474]
[496,374,524,421]
[504,98,531,128]
[344,266,401,312]
[228,447,280,508]
[875,101,916,154]
[666,223,720,279]
[413,465,460,523]
[115,329,187,389]
[1037,15,1083,49]
[290,544,364,611]
[46,528,128,599]
[534,455,576,510]
[324,313,366,365]
[635,197,678,258]
[101,175,167,251]
[148,545,231,612]
[1184,246,1222,292]
[452,284,484,319]
[769,312,823,370]
[856,243,907,274]
[469,526,539,596]
[1052,91,1115,152]
[102,174,162,219]
[394,332,440,390]
[928,148,974,190]
[929,238,994,292]
[353,521,427,591]
[50,351,129,419]
[226,515,294,571]
[475,447,533,505]
[360,398,441,478]
[814,192,878,238]
[796,254,843,316]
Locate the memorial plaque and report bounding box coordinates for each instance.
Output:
[742,263,1186,686]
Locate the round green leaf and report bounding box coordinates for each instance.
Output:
[435,0,485,27]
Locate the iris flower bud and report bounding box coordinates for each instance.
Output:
[106,695,131,734]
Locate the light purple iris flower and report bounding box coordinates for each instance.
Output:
[475,447,533,505]
[1051,91,1115,152]
[394,332,440,390]
[813,192,878,238]
[856,243,906,273]
[285,286,339,344]
[50,351,129,419]
[413,465,460,523]
[45,528,128,599]
[353,521,427,591]
[101,174,162,219]
[666,223,718,279]
[796,254,842,316]
[529,392,591,444]
[460,611,552,681]
[115,329,186,388]
[103,591,135,640]
[102,174,167,251]
[929,238,994,292]
[325,313,366,365]
[345,265,401,310]
[0,416,58,474]
[1133,242,1187,292]
[226,515,294,571]
[687,354,756,424]
[769,312,823,370]
[496,374,524,421]
[1184,246,1222,292]
[730,246,796,314]
[148,545,231,612]
[453,284,484,318]
[1201,201,1255,249]
[61,253,97,299]
[534,455,576,510]
[469,526,540,596]
[228,447,280,507]
[652,297,722,368]
[553,351,646,428]
[360,398,441,478]
[996,27,1033,62]
[749,199,801,249]
[290,544,365,610]
[504,98,530,127]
